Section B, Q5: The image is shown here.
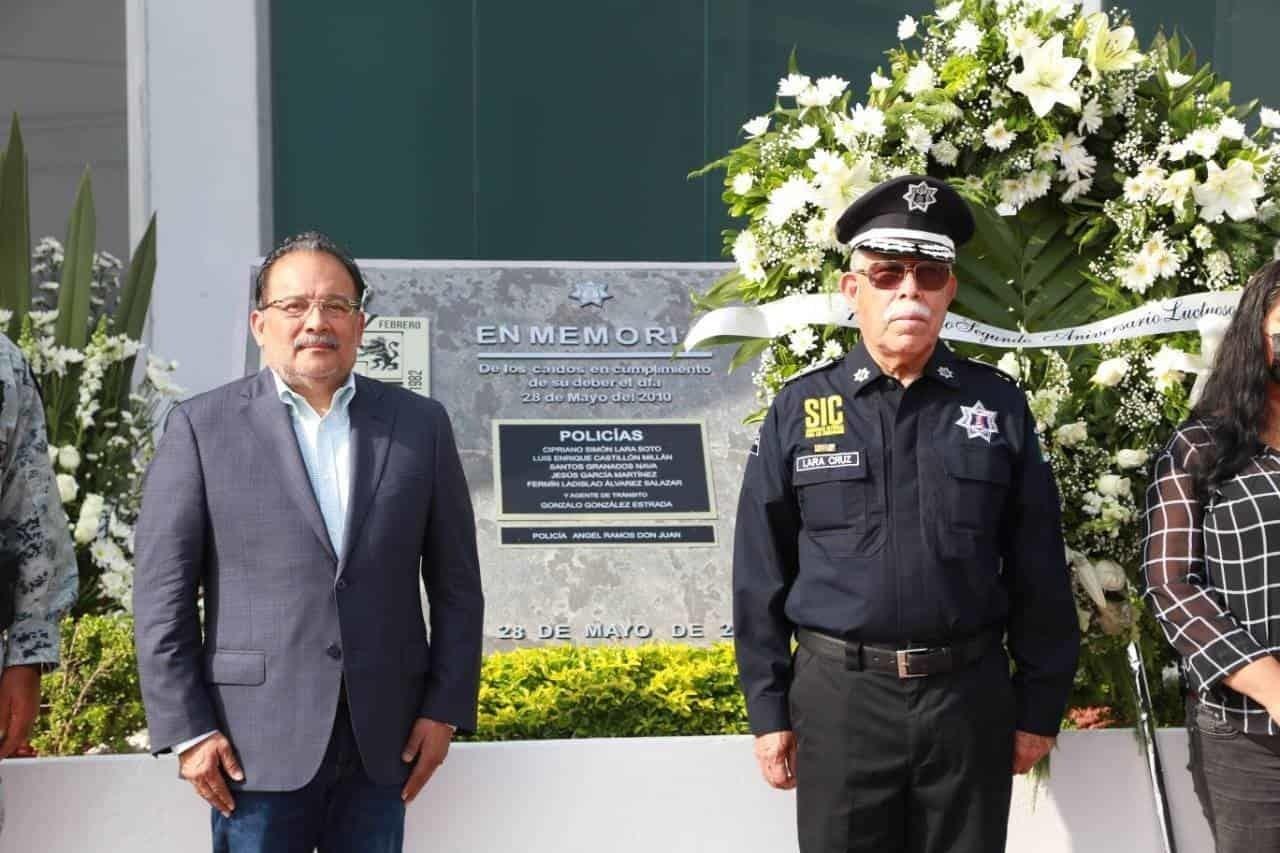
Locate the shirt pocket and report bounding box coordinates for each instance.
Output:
[941,445,1012,533]
[794,456,868,533]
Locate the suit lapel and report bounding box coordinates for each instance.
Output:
[339,376,395,573]
[243,371,337,562]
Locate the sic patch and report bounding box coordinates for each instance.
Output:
[803,395,845,438]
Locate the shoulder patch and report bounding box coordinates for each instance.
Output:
[782,358,837,385]
[966,358,1018,384]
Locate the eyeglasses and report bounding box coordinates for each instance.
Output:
[260,296,362,318]
[852,260,953,291]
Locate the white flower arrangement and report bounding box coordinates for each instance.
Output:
[19,238,182,613]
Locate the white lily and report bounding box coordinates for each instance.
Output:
[1007,35,1083,117]
[1194,159,1265,223]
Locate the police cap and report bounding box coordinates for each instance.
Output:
[835,175,975,263]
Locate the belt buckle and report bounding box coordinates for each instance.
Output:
[896,648,930,679]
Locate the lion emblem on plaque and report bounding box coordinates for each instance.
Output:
[357,333,403,381]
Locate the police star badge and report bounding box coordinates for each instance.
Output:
[853,367,871,382]
[902,180,939,213]
[938,366,955,379]
[569,281,613,308]
[955,400,999,442]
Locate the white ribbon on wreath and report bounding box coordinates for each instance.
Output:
[685,290,1239,402]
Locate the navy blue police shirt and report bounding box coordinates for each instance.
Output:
[732,340,1079,737]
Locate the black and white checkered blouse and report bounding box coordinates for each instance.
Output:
[1144,421,1280,732]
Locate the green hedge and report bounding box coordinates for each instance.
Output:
[28,614,1174,754]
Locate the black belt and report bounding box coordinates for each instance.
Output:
[796,627,994,679]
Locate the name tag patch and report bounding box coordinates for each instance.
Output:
[795,451,861,473]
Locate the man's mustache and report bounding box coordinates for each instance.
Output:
[294,334,339,350]
[883,302,932,323]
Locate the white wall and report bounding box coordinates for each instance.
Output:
[126,0,270,395]
[3,731,1214,852]
[0,1,129,260]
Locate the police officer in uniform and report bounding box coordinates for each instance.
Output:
[732,176,1079,853]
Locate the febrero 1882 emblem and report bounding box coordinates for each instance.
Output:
[955,400,999,442]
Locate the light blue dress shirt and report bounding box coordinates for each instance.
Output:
[271,369,357,555]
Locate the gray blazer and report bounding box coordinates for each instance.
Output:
[133,370,484,791]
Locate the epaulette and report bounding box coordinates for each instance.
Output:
[966,358,1018,384]
[781,358,837,385]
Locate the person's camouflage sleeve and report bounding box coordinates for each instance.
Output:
[0,336,77,667]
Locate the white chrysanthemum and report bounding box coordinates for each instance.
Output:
[931,140,960,166]
[1121,254,1157,294]
[1057,133,1096,179]
[870,72,892,91]
[1060,177,1093,203]
[765,175,818,225]
[905,124,933,154]
[1148,345,1190,392]
[1262,108,1280,129]
[815,76,848,104]
[796,86,827,109]
[1186,128,1222,159]
[1078,99,1104,135]
[1116,449,1149,469]
[952,21,982,55]
[983,120,1017,151]
[777,74,812,98]
[1141,235,1181,279]
[1194,159,1265,223]
[1005,24,1040,59]
[898,15,918,40]
[742,116,770,138]
[820,339,844,361]
[937,1,962,21]
[731,172,754,195]
[1218,117,1246,140]
[1091,356,1130,386]
[787,327,818,358]
[904,62,936,95]
[1007,35,1083,117]
[804,215,837,251]
[848,103,886,138]
[791,125,821,150]
[56,473,78,505]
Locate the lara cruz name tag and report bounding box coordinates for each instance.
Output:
[794,450,862,474]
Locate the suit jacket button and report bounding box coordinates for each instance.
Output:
[326,644,342,659]
[336,578,348,590]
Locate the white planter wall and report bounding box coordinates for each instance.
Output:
[3,730,1212,852]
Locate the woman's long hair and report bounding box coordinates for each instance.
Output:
[1190,259,1280,500]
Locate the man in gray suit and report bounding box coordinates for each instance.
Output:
[134,232,484,852]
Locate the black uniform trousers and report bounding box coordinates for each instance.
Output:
[789,642,1015,853]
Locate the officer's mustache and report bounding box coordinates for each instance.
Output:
[294,333,339,350]
[883,302,932,323]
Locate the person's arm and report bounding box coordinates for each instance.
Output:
[417,401,484,730]
[1000,411,1080,740]
[733,405,801,790]
[1143,436,1273,704]
[402,401,483,804]
[132,406,219,753]
[0,356,78,757]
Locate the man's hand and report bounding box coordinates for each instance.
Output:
[0,664,41,760]
[1012,730,1055,774]
[754,730,797,789]
[179,733,244,818]
[401,717,454,804]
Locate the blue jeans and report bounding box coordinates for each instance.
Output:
[211,699,405,853]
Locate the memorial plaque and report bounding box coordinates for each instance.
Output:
[248,262,755,648]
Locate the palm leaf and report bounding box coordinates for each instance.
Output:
[54,169,96,349]
[0,115,31,337]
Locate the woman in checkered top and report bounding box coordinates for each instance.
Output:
[1145,259,1280,852]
